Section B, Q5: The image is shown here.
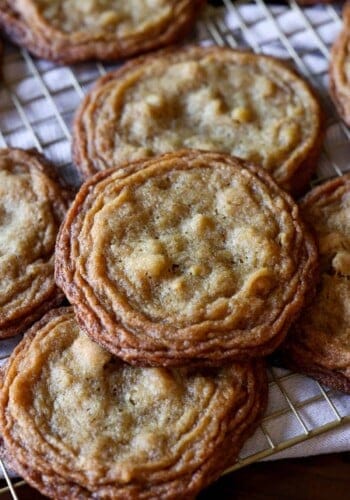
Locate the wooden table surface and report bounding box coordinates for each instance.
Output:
[2,452,350,499]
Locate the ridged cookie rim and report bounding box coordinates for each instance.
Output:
[72,45,324,196]
[0,148,69,338]
[0,306,268,499]
[56,150,318,366]
[281,173,350,394]
[0,0,205,63]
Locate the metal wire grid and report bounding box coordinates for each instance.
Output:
[0,0,350,497]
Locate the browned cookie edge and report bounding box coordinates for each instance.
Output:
[57,150,318,366]
[0,307,268,499]
[0,148,69,339]
[281,174,350,394]
[72,45,323,196]
[0,0,206,64]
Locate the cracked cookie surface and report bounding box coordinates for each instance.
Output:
[0,307,267,499]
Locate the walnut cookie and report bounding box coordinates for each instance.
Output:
[0,148,69,339]
[73,45,323,195]
[0,0,205,63]
[0,307,267,500]
[330,2,350,126]
[55,150,318,366]
[281,174,350,394]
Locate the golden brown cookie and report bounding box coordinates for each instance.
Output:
[281,174,350,394]
[73,45,323,195]
[0,148,68,339]
[0,307,267,499]
[330,2,350,125]
[56,150,318,366]
[0,0,205,64]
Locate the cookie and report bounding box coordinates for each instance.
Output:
[0,0,205,64]
[0,307,267,499]
[281,174,350,394]
[56,150,318,366]
[0,148,68,338]
[73,45,323,195]
[330,2,350,126]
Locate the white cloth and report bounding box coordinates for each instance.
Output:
[0,3,348,470]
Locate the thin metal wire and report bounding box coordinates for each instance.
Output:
[328,4,343,25]
[19,49,72,142]
[6,87,43,152]
[253,0,350,178]
[224,416,350,473]
[261,391,335,423]
[260,422,276,449]
[316,383,343,423]
[270,368,310,436]
[0,482,25,496]
[0,1,350,496]
[0,460,19,500]
[289,0,329,58]
[204,14,228,46]
[223,0,260,52]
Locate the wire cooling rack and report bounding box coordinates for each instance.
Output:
[0,0,350,497]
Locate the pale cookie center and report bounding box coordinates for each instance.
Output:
[0,170,56,294]
[88,167,289,326]
[34,0,171,35]
[106,59,309,176]
[23,328,228,474]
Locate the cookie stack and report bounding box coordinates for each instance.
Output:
[0,1,348,499]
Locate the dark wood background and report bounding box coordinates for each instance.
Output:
[1,452,350,499]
